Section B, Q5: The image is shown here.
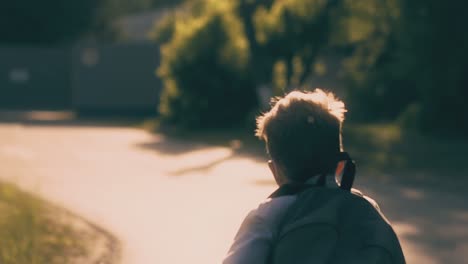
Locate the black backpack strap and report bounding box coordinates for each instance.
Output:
[267,183,321,263]
[267,152,357,263]
[336,152,356,191]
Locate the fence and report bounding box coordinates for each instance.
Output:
[0,46,70,109]
[0,43,162,114]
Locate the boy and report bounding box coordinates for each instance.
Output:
[223,89,405,264]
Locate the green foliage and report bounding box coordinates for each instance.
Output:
[253,0,327,47]
[252,0,338,89]
[150,0,206,45]
[150,12,178,45]
[0,183,84,264]
[396,0,468,135]
[342,0,468,134]
[332,0,410,121]
[156,1,256,128]
[154,0,468,134]
[153,0,342,128]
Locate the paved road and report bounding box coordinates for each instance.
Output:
[0,117,466,263]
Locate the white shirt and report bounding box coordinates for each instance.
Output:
[223,175,339,264]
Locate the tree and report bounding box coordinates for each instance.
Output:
[252,0,343,91]
[396,0,468,134]
[156,1,256,128]
[153,0,468,135]
[333,0,408,121]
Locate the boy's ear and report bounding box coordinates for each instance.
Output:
[268,160,276,175]
[268,160,284,186]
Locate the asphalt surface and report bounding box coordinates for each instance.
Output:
[0,115,466,263]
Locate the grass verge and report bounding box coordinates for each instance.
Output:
[0,182,85,264]
[344,123,468,190]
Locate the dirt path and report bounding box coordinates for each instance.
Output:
[0,119,466,263]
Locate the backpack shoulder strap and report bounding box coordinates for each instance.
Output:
[267,184,337,264]
[266,183,318,264]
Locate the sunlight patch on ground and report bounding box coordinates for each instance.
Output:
[392,222,437,264]
[400,187,425,200]
[0,144,36,161]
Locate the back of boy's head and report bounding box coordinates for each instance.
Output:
[256,89,347,182]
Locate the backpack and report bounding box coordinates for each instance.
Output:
[268,153,405,264]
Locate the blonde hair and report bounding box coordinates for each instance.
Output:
[256,89,347,181]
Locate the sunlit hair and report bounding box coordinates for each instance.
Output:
[256,89,347,182]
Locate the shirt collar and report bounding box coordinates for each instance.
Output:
[269,174,339,198]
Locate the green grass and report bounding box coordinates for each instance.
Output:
[0,183,85,264]
[344,123,468,189]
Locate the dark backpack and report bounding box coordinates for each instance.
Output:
[269,153,405,264]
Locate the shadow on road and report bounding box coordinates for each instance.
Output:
[134,130,268,177]
[135,135,209,156]
[361,180,468,264]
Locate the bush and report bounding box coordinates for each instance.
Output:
[344,0,468,135]
[156,2,257,128]
[153,0,468,135]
